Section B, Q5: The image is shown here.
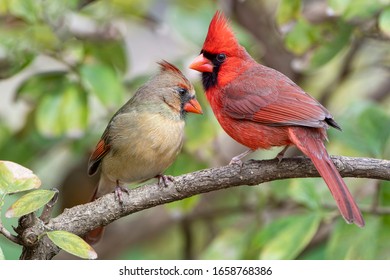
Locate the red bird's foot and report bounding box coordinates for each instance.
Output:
[275,146,289,164]
[229,149,254,168]
[156,174,174,187]
[114,181,129,205]
[229,156,244,168]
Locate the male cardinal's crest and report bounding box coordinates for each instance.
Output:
[203,11,240,55]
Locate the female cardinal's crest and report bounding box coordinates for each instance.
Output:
[203,11,240,55]
[158,60,182,75]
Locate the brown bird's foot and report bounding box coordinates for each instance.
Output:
[156,174,174,188]
[114,180,129,205]
[229,149,254,169]
[275,146,289,164]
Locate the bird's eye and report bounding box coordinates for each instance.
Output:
[178,88,187,95]
[216,53,226,63]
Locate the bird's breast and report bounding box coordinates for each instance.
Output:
[101,111,185,184]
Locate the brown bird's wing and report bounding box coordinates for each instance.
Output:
[88,129,111,176]
[222,65,339,129]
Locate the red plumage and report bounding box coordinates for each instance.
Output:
[190,11,364,227]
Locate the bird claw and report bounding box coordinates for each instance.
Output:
[274,146,289,165]
[229,149,254,170]
[275,153,284,164]
[229,156,244,168]
[156,174,174,188]
[114,182,129,205]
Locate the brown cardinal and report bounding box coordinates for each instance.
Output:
[190,11,364,227]
[86,61,203,243]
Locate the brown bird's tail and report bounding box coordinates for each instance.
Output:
[84,186,105,245]
[289,127,365,227]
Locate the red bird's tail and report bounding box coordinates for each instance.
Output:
[84,186,105,244]
[289,127,365,227]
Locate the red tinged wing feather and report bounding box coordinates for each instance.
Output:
[88,132,111,176]
[222,65,332,128]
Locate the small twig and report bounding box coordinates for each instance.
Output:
[0,222,23,245]
[40,188,59,224]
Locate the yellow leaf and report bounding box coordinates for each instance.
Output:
[47,231,97,260]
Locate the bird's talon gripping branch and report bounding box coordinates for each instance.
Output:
[156,174,174,188]
[229,149,254,170]
[275,146,289,164]
[114,181,129,205]
[229,157,244,168]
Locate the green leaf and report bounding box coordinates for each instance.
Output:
[27,24,59,51]
[5,189,55,218]
[328,0,351,15]
[258,213,321,259]
[330,103,390,157]
[18,73,88,138]
[309,21,352,69]
[110,0,153,15]
[35,91,63,137]
[201,228,248,259]
[376,214,390,259]
[379,181,390,207]
[288,178,322,210]
[167,5,217,45]
[84,41,127,73]
[9,0,41,23]
[276,0,301,26]
[35,80,88,138]
[80,63,125,107]
[379,7,390,37]
[0,161,41,195]
[16,72,68,102]
[0,50,35,79]
[59,84,89,138]
[343,0,386,20]
[299,243,326,260]
[285,19,319,55]
[326,216,380,259]
[47,230,97,259]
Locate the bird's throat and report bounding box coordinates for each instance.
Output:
[202,71,218,91]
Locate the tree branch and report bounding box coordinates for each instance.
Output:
[18,156,390,259]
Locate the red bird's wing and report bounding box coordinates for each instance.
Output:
[88,129,111,176]
[222,66,333,129]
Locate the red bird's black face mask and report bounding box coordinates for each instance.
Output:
[199,51,225,90]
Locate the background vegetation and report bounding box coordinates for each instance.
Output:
[0,0,389,260]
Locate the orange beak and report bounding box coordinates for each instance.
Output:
[183,99,203,114]
[189,54,213,73]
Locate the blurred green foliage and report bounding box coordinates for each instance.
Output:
[0,0,389,260]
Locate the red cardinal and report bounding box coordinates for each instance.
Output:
[190,11,364,227]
